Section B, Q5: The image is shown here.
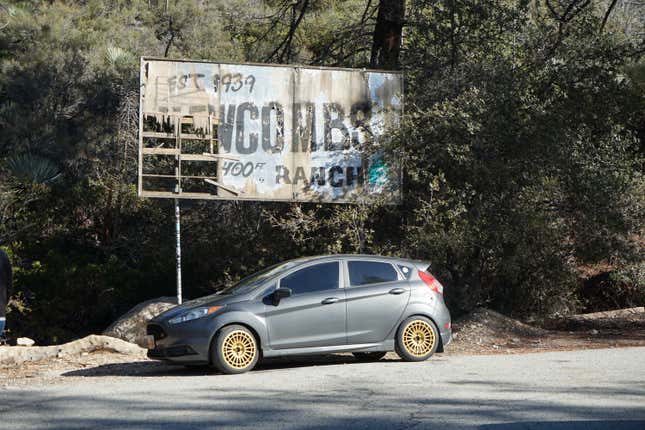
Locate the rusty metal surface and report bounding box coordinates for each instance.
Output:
[139,58,403,203]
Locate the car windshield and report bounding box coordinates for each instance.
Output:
[218,260,303,296]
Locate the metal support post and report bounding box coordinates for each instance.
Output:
[174,198,182,304]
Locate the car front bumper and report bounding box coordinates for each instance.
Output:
[146,322,212,365]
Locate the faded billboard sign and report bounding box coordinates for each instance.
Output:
[138,58,402,203]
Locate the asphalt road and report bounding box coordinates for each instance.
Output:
[1,347,644,430]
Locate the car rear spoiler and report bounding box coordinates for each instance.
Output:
[412,261,432,273]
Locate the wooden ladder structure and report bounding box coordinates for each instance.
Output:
[139,112,239,199]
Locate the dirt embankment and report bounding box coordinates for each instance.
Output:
[447,307,645,355]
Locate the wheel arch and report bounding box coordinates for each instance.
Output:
[397,313,444,353]
[208,315,267,362]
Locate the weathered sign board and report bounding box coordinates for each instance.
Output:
[138,58,403,203]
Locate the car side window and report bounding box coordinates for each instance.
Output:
[348,261,399,286]
[280,262,339,295]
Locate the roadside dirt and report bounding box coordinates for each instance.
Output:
[2,307,644,386]
[446,307,645,355]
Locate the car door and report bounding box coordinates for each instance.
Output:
[264,261,346,350]
[344,260,411,344]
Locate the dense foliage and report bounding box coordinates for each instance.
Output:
[0,0,642,343]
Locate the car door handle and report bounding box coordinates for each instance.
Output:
[321,297,340,305]
[389,288,406,295]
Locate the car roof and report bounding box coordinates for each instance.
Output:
[240,254,431,300]
[282,254,428,267]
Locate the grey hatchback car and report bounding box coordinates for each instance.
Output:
[146,255,452,374]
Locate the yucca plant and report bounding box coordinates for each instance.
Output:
[105,45,134,68]
[5,153,61,184]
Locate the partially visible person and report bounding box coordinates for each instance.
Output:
[0,249,11,337]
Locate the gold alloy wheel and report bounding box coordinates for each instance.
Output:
[221,330,257,369]
[402,320,436,357]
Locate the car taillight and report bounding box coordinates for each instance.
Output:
[419,271,444,295]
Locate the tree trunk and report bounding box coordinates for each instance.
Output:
[370,0,406,70]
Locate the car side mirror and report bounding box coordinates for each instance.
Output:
[272,287,292,306]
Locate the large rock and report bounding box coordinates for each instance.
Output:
[546,306,645,330]
[16,337,35,347]
[0,335,145,364]
[103,297,178,344]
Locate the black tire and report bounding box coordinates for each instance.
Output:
[395,316,440,362]
[353,352,387,362]
[211,325,259,374]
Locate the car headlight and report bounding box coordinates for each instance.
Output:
[168,306,222,325]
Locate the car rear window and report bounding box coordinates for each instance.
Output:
[348,261,399,286]
[280,262,339,295]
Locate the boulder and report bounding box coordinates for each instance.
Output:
[0,335,145,364]
[16,337,35,347]
[103,297,178,345]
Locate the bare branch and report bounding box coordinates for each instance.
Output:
[545,0,591,23]
[600,0,619,32]
[265,0,310,63]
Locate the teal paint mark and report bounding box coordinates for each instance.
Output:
[368,155,388,187]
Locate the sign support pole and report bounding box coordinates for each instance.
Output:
[174,198,182,304]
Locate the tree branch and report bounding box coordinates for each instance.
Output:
[600,0,619,33]
[266,0,310,63]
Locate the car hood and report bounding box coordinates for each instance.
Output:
[151,292,245,323]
